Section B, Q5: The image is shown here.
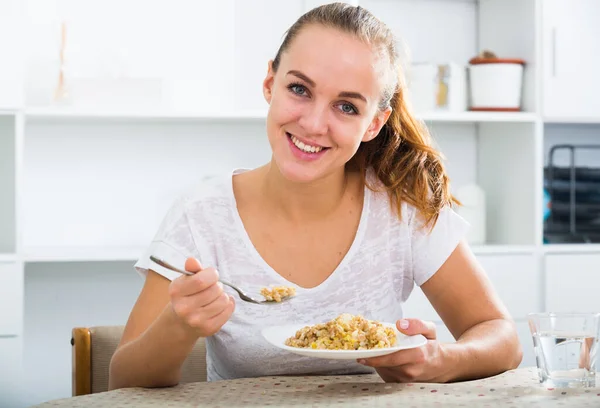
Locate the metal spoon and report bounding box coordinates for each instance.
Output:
[149,255,293,305]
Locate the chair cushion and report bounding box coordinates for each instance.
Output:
[89,326,207,393]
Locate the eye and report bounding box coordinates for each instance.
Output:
[337,102,358,115]
[288,83,308,96]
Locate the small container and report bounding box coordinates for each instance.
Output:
[468,55,525,111]
[407,62,467,113]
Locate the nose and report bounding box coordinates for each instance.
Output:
[298,102,329,136]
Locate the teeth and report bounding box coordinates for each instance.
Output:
[290,135,323,153]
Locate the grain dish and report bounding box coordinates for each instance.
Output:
[285,313,397,350]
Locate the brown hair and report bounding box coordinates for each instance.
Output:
[272,3,457,227]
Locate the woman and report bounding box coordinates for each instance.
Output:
[109,3,522,389]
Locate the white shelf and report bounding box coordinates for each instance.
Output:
[0,109,18,116]
[543,117,600,124]
[0,254,17,262]
[22,107,540,124]
[23,246,145,263]
[24,108,270,122]
[419,111,539,123]
[543,244,600,254]
[471,245,537,256]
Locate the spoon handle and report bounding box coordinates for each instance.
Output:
[150,255,195,276]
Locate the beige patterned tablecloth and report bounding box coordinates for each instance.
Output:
[33,367,600,407]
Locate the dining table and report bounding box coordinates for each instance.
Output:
[33,367,599,407]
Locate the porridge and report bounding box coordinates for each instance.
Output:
[285,313,397,350]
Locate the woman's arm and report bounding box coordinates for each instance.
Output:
[108,271,200,390]
[109,257,234,390]
[361,240,522,382]
[421,240,522,381]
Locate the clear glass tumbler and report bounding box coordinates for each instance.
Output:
[528,312,600,388]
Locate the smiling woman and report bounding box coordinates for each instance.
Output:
[108,2,522,390]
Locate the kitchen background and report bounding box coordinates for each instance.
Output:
[0,0,599,407]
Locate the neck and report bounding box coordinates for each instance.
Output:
[261,161,349,223]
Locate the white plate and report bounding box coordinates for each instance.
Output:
[261,323,428,360]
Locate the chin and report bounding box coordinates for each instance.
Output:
[274,159,323,184]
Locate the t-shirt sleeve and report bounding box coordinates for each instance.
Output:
[134,195,202,281]
[410,205,470,286]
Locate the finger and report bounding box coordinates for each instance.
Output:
[181,268,219,296]
[201,292,233,319]
[194,282,224,307]
[204,295,235,332]
[359,347,425,368]
[375,366,413,383]
[185,257,203,273]
[397,318,436,340]
[174,267,219,296]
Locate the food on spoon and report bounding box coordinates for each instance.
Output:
[260,285,296,302]
[285,313,397,350]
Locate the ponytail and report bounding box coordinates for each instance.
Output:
[353,80,458,228]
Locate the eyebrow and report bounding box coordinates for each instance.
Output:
[286,70,367,103]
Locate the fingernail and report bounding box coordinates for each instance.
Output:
[399,319,409,329]
[357,359,366,365]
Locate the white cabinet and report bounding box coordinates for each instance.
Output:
[545,254,600,313]
[477,254,539,319]
[542,0,600,120]
[0,263,23,336]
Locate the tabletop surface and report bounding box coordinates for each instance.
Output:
[33,367,600,407]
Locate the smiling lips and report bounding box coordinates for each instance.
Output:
[286,132,327,154]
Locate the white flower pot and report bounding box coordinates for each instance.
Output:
[468,58,525,111]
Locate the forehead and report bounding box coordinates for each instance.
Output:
[279,25,386,100]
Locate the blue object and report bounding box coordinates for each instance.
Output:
[543,189,551,221]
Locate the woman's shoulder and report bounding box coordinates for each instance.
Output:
[174,170,240,214]
[185,174,230,201]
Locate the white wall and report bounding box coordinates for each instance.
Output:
[23,121,270,249]
[23,0,479,112]
[363,0,477,65]
[0,0,24,109]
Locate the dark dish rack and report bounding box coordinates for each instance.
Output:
[544,144,600,244]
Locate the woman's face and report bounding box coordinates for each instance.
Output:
[263,24,392,183]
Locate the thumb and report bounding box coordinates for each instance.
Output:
[397,318,437,340]
[184,257,203,273]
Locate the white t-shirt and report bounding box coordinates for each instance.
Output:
[134,168,469,381]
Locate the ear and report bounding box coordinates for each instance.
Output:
[362,106,392,142]
[263,60,275,104]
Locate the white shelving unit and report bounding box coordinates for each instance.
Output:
[0,254,18,262]
[24,108,271,122]
[542,244,600,254]
[24,107,539,124]
[22,246,148,263]
[1,0,599,406]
